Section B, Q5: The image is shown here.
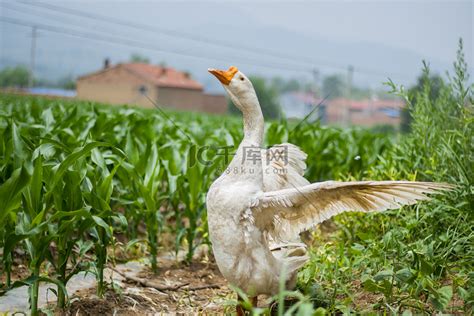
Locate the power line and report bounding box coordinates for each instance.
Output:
[0,16,312,74]
[1,3,312,73]
[14,0,413,80]
[141,91,193,142]
[2,2,122,37]
[17,0,318,66]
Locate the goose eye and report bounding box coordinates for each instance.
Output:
[240,77,245,81]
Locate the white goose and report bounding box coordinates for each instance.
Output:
[206,66,452,314]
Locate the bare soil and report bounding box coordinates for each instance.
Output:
[0,249,30,289]
[54,257,234,315]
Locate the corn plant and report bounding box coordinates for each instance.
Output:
[0,166,31,287]
[120,126,165,272]
[83,147,126,296]
[177,149,205,262]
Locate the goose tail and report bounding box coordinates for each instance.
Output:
[270,242,310,289]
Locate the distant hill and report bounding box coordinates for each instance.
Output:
[0,2,463,93]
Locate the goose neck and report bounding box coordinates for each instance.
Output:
[242,105,264,145]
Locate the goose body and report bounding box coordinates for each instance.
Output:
[207,139,288,295]
[206,66,453,305]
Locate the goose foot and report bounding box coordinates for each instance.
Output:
[236,295,244,316]
[236,305,244,316]
[251,296,258,307]
[236,295,258,315]
[269,297,299,315]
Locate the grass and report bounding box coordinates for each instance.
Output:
[297,40,473,314]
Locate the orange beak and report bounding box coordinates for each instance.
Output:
[208,66,238,85]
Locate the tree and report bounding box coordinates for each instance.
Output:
[228,76,281,120]
[0,65,29,88]
[285,79,301,92]
[271,77,301,94]
[322,74,345,99]
[130,53,150,63]
[57,75,76,90]
[401,64,445,133]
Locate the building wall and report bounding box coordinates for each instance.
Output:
[77,67,157,108]
[77,66,227,114]
[350,111,400,127]
[324,98,403,127]
[325,103,345,124]
[201,94,227,114]
[156,87,203,111]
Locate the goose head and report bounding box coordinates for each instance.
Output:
[208,66,259,113]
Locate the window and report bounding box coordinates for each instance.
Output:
[138,85,148,95]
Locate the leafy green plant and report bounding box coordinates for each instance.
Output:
[299,39,472,314]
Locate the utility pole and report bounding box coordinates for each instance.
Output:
[311,68,320,121]
[369,85,376,115]
[312,68,320,97]
[344,65,354,126]
[29,26,37,88]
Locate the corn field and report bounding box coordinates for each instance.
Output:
[0,91,391,312]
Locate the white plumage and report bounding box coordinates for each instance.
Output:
[206,66,453,311]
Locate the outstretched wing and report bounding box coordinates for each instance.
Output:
[252,181,454,242]
[262,143,310,192]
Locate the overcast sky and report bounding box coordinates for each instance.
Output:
[236,0,472,65]
[1,0,472,88]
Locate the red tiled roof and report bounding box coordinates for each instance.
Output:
[78,63,203,90]
[123,63,203,90]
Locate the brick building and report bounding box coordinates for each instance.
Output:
[325,98,403,127]
[280,91,403,127]
[76,62,227,114]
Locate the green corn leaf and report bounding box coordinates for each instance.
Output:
[3,234,28,259]
[112,213,128,229]
[125,130,139,164]
[98,161,122,204]
[11,120,27,162]
[0,166,31,223]
[38,137,71,154]
[92,215,113,237]
[27,155,43,215]
[47,141,111,195]
[125,238,146,251]
[48,208,92,223]
[91,148,108,176]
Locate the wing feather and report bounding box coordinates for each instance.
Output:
[253,181,454,241]
[262,143,310,192]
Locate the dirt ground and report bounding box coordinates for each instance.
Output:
[57,258,235,315]
[2,251,468,315]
